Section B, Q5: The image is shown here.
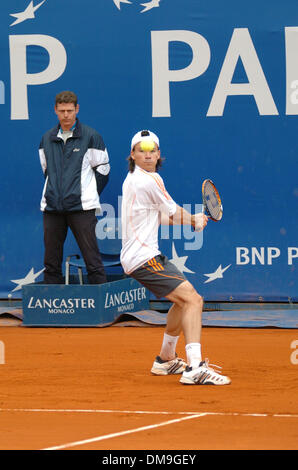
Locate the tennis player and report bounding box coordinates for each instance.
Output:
[120,130,231,385]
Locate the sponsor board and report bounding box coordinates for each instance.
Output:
[22,278,150,326]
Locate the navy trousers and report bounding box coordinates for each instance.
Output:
[43,209,107,284]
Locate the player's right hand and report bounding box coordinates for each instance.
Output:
[193,213,208,232]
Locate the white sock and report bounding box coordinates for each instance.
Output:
[185,343,202,369]
[160,333,179,360]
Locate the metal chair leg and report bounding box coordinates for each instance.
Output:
[78,267,83,285]
[65,262,70,285]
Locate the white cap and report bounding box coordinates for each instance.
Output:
[131,130,159,150]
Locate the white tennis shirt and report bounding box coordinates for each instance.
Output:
[120,165,177,274]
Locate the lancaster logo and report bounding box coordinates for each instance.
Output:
[27,296,96,314]
[104,286,147,313]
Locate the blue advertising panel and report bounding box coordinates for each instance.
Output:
[22,278,150,326]
[0,1,297,302]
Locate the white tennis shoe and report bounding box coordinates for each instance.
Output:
[151,355,187,375]
[180,359,231,385]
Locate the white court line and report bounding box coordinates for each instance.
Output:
[0,408,198,415]
[0,408,297,418]
[42,413,207,450]
[1,408,297,450]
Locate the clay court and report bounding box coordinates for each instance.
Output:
[0,324,297,450]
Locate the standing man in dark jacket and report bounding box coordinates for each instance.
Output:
[39,91,110,284]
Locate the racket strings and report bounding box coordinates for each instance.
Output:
[204,182,222,220]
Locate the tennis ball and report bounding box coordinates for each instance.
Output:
[140,140,155,152]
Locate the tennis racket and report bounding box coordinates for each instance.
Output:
[202,179,223,221]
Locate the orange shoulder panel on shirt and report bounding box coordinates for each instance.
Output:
[139,169,172,201]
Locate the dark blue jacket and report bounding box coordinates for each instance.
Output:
[39,119,110,212]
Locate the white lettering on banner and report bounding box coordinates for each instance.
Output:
[236,247,280,265]
[9,35,67,120]
[285,27,298,114]
[4,27,298,119]
[288,247,298,264]
[290,80,298,104]
[152,27,280,117]
[0,26,298,120]
[207,28,278,116]
[151,30,211,117]
[236,247,298,265]
[104,287,147,309]
[27,297,95,309]
[48,309,75,314]
[117,303,134,313]
[0,81,5,104]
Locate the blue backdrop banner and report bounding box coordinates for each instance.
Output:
[0,0,297,302]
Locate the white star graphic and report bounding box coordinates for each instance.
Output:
[140,0,160,13]
[203,264,231,284]
[113,0,132,10]
[169,243,195,274]
[10,0,46,27]
[10,267,45,292]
